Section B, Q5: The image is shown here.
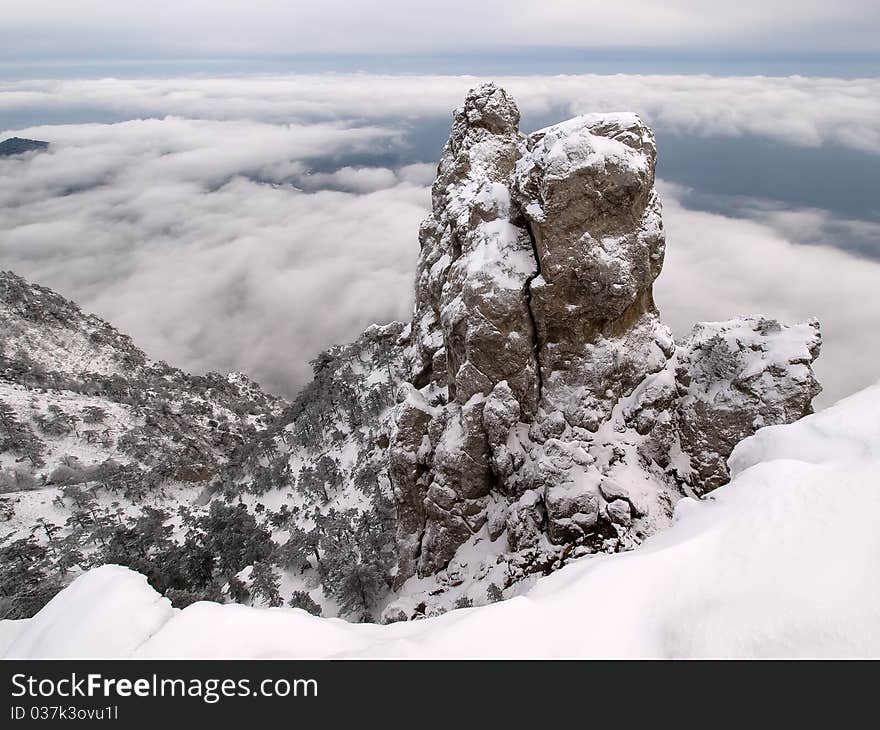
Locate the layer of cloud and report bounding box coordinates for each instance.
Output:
[2,103,878,407]
[655,182,880,407]
[4,74,880,154]
[734,204,880,261]
[1,0,877,57]
[0,117,424,395]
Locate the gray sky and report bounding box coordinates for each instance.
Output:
[1,0,879,64]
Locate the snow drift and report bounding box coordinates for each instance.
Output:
[5,381,880,658]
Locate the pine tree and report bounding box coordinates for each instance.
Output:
[288,590,322,616]
[276,525,318,573]
[80,405,108,424]
[33,517,59,546]
[250,561,282,607]
[314,509,393,621]
[53,536,84,577]
[0,535,60,619]
[35,404,78,436]
[486,583,504,603]
[0,399,45,468]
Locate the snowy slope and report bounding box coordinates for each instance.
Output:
[0,270,287,617]
[6,380,879,658]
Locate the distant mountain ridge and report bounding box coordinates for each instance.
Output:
[0,137,49,156]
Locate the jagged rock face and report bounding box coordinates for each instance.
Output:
[394,85,681,580]
[673,317,823,493]
[400,86,675,578]
[388,83,823,588]
[514,114,672,428]
[403,85,541,577]
[389,384,436,584]
[412,86,541,417]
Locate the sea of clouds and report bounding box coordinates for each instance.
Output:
[2,73,879,406]
[4,74,880,150]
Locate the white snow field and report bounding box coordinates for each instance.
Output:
[4,381,880,659]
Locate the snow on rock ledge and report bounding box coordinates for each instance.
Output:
[6,382,880,658]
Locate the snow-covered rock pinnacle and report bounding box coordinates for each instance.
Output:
[387,83,822,594]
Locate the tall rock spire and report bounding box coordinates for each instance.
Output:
[410,83,540,415]
[389,83,821,586]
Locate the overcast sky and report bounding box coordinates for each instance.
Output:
[1,0,879,70]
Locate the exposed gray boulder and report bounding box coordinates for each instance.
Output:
[673,316,822,493]
[514,113,672,429]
